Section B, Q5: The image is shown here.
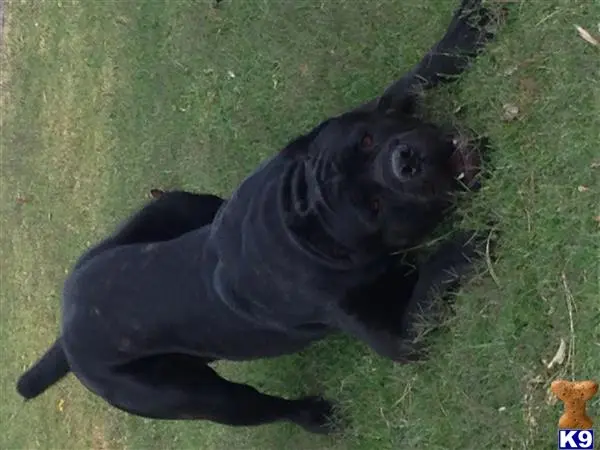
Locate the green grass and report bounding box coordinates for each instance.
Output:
[1,0,599,449]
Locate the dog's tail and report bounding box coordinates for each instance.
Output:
[16,337,70,400]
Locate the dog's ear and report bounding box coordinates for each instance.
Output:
[149,188,164,199]
[376,91,418,117]
[281,119,333,158]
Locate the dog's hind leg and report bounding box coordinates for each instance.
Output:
[75,191,225,270]
[16,191,227,400]
[113,190,225,244]
[91,353,336,434]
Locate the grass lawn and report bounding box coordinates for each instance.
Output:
[1,0,598,449]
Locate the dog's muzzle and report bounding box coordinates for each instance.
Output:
[389,142,421,180]
[371,137,423,188]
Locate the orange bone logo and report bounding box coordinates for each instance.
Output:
[551,379,598,429]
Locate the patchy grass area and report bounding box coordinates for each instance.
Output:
[1,1,598,449]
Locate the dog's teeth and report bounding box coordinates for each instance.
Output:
[456,172,465,180]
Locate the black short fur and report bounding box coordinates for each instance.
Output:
[17,0,497,434]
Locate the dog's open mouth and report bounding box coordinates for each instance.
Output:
[449,135,483,188]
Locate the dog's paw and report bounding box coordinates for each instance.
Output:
[444,0,499,56]
[292,396,337,434]
[416,0,502,85]
[392,340,431,364]
[430,231,485,273]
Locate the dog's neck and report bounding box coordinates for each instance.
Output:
[278,160,388,270]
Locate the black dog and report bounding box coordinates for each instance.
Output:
[17,0,496,434]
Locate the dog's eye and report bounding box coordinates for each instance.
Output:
[360,133,374,150]
[370,198,380,213]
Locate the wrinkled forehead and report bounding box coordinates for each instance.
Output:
[310,112,415,150]
[309,111,441,157]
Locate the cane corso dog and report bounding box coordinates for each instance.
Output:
[17,0,497,434]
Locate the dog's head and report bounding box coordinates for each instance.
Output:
[283,110,475,256]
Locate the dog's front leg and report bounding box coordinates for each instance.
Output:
[331,261,423,362]
[390,231,485,360]
[333,232,484,362]
[355,0,498,115]
[332,310,421,363]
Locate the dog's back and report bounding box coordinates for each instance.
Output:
[75,191,224,270]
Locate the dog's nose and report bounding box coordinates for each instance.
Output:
[390,143,421,180]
